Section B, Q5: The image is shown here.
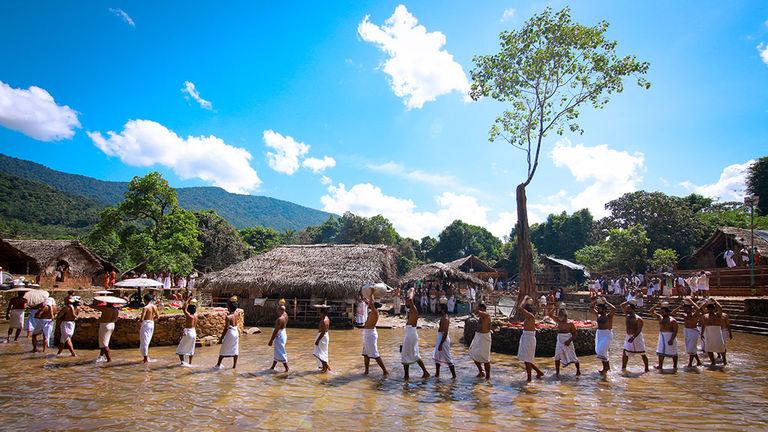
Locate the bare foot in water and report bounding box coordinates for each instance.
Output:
[536,371,544,379]
[476,372,485,379]
[422,372,431,379]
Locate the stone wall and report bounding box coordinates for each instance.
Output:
[0,288,99,311]
[744,299,768,317]
[463,318,596,357]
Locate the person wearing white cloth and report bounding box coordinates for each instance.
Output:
[469,303,493,380]
[401,293,430,381]
[591,296,616,374]
[433,301,456,378]
[392,287,402,316]
[56,296,80,357]
[701,300,727,366]
[355,295,368,327]
[139,294,158,363]
[361,296,388,376]
[719,312,733,363]
[5,291,27,342]
[518,296,544,381]
[620,299,649,372]
[649,302,679,370]
[550,306,581,377]
[216,297,242,369]
[314,305,331,372]
[176,297,198,365]
[94,301,119,363]
[724,249,736,268]
[671,297,703,368]
[269,304,289,372]
[32,298,56,353]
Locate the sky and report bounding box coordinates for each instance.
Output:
[0,1,766,240]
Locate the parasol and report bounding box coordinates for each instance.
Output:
[113,278,164,288]
[93,290,114,295]
[24,289,50,306]
[7,287,32,292]
[94,295,127,305]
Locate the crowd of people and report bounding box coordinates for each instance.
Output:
[588,270,717,301]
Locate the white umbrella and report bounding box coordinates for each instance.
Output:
[7,287,32,292]
[94,295,127,305]
[24,289,49,306]
[93,290,113,295]
[113,278,164,288]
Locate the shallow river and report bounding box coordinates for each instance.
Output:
[0,317,766,431]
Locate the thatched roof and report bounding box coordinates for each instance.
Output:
[400,262,492,289]
[693,227,768,258]
[447,255,496,273]
[199,244,399,299]
[0,239,109,276]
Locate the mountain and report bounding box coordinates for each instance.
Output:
[0,153,332,231]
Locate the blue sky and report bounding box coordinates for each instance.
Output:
[0,1,766,239]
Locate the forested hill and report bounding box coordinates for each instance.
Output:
[0,153,331,231]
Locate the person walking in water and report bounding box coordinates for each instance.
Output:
[139,294,158,363]
[313,305,331,373]
[673,298,702,367]
[176,297,198,366]
[361,295,388,377]
[401,290,430,381]
[649,301,679,371]
[269,303,289,372]
[700,299,727,366]
[620,299,649,372]
[469,303,492,380]
[216,297,241,369]
[56,296,80,357]
[518,296,544,381]
[591,296,616,374]
[550,306,581,378]
[433,300,456,379]
[5,291,27,343]
[94,301,119,363]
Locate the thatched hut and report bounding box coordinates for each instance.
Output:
[0,239,112,289]
[539,256,588,291]
[198,244,399,327]
[446,255,499,283]
[692,227,768,268]
[401,262,492,314]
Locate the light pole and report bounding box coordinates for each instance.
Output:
[744,195,759,293]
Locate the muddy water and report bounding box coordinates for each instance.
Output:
[0,318,766,431]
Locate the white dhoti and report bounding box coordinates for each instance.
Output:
[361,328,380,358]
[517,330,536,363]
[703,326,725,354]
[99,322,115,348]
[314,332,329,367]
[8,309,24,330]
[623,334,646,355]
[176,327,196,357]
[273,328,288,363]
[27,309,39,333]
[656,331,678,357]
[393,297,402,314]
[139,320,155,357]
[60,321,75,343]
[684,328,700,355]
[469,331,492,364]
[432,332,453,365]
[34,319,53,345]
[400,325,421,365]
[595,329,613,361]
[219,326,239,357]
[721,328,729,351]
[555,333,579,366]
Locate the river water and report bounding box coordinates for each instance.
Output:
[0,318,765,431]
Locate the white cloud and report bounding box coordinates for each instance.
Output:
[501,8,516,22]
[367,160,480,195]
[0,80,80,141]
[320,182,513,238]
[758,43,768,65]
[181,81,212,110]
[320,175,333,186]
[680,160,753,202]
[358,4,469,109]
[109,8,135,27]
[262,130,310,175]
[302,156,336,173]
[87,119,261,193]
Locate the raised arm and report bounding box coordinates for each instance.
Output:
[182,297,192,318]
[518,296,535,319]
[648,303,661,320]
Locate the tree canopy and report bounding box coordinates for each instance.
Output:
[530,209,593,260]
[746,157,767,215]
[429,220,502,263]
[195,210,249,272]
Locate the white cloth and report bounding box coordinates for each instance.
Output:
[139,320,155,357]
[273,328,288,363]
[595,329,613,361]
[27,308,39,333]
[37,319,53,345]
[555,333,579,366]
[163,276,171,290]
[656,331,678,357]
[517,330,536,363]
[314,332,329,367]
[355,302,368,325]
[176,327,197,356]
[724,250,736,268]
[60,321,75,343]
[432,332,453,365]
[698,275,709,291]
[99,322,115,348]
[361,328,380,358]
[623,333,646,355]
[721,328,729,350]
[469,331,492,364]
[703,325,725,353]
[8,309,24,330]
[393,297,402,315]
[447,297,456,313]
[684,328,700,355]
[400,325,421,365]
[219,325,239,357]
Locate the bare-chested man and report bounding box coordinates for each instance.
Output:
[700,300,727,366]
[216,298,241,369]
[5,291,27,342]
[95,301,119,363]
[550,307,581,378]
[672,298,702,367]
[361,296,388,376]
[591,297,616,374]
[620,299,649,372]
[32,299,56,353]
[433,302,455,378]
[518,296,544,381]
[139,294,158,363]
[314,306,331,372]
[56,296,80,357]
[269,305,289,371]
[649,302,679,371]
[469,303,492,380]
[401,292,430,381]
[176,297,198,365]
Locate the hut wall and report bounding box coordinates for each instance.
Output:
[36,274,94,290]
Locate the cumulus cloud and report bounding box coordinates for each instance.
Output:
[500,8,516,22]
[680,160,753,202]
[320,182,513,238]
[181,81,212,110]
[0,80,80,141]
[87,119,261,193]
[367,160,479,194]
[263,130,310,175]
[358,4,469,109]
[109,8,135,27]
[302,156,336,173]
[758,43,768,65]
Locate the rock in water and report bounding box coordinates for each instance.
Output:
[243,327,262,335]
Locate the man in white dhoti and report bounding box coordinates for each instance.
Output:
[724,249,736,268]
[216,297,242,369]
[518,297,544,381]
[32,299,56,353]
[314,305,331,372]
[673,298,703,367]
[355,295,368,327]
[392,287,402,316]
[433,301,455,378]
[701,300,727,366]
[697,271,710,298]
[469,303,493,380]
[5,291,27,342]
[719,312,733,362]
[56,296,80,357]
[163,272,171,290]
[620,299,649,372]
[550,307,581,377]
[139,294,158,363]
[591,297,616,374]
[401,293,430,381]
[177,298,198,365]
[269,304,289,372]
[94,302,119,363]
[649,302,679,370]
[361,296,388,376]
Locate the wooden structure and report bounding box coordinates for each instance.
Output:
[199,244,399,327]
[691,227,768,269]
[537,256,588,291]
[0,239,112,289]
[446,255,499,283]
[400,262,492,293]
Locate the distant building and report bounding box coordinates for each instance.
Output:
[446,255,499,282]
[539,255,588,290]
[691,227,768,268]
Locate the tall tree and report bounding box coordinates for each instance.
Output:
[240,226,283,254]
[470,7,649,303]
[530,209,593,260]
[336,212,399,245]
[604,225,649,273]
[430,220,502,263]
[746,157,768,215]
[195,210,249,272]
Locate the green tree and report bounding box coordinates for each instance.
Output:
[418,236,437,261]
[530,209,593,260]
[240,226,283,254]
[648,248,678,272]
[574,243,614,273]
[195,210,249,272]
[746,157,768,215]
[430,220,502,263]
[470,7,649,302]
[336,212,399,245]
[605,226,649,273]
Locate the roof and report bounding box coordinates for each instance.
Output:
[542,255,586,271]
[198,244,399,299]
[0,239,109,274]
[446,255,496,273]
[400,262,492,289]
[693,227,768,258]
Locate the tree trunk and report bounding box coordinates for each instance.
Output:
[516,184,537,306]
